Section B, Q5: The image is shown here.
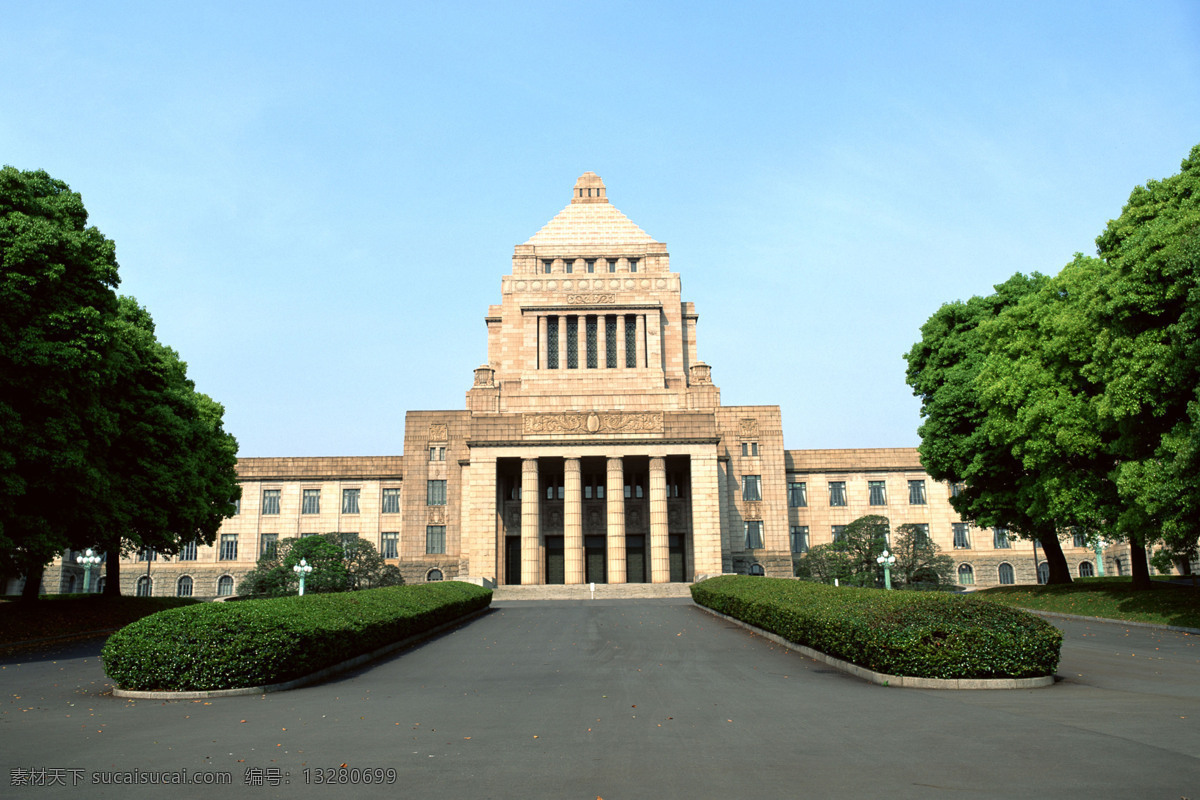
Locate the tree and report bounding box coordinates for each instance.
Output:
[0,167,119,599]
[241,533,403,596]
[890,523,954,587]
[904,274,1074,583]
[92,297,240,594]
[794,543,852,585]
[794,515,889,587]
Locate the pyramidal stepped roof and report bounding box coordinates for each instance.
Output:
[524,172,657,249]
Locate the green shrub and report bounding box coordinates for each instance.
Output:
[691,575,1061,679]
[101,582,491,691]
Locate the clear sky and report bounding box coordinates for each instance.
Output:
[4,1,1198,457]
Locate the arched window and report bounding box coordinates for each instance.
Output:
[1079,561,1095,578]
[998,563,1015,585]
[1037,562,1049,585]
[65,575,76,594]
[136,576,152,597]
[957,563,975,585]
[426,568,444,582]
[748,563,765,576]
[1113,557,1123,576]
[177,576,193,597]
[217,575,234,597]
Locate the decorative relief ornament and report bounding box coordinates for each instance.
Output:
[567,293,616,304]
[689,362,712,385]
[744,502,762,520]
[429,423,449,441]
[738,418,759,438]
[474,365,495,386]
[524,411,664,435]
[429,507,445,524]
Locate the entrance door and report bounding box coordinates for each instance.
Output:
[669,534,686,582]
[505,537,521,585]
[626,534,646,583]
[545,536,565,584]
[585,536,606,584]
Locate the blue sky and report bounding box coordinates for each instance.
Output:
[4,1,1198,456]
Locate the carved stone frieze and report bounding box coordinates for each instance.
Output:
[429,507,446,525]
[743,501,762,520]
[523,411,664,436]
[429,423,449,442]
[567,293,616,304]
[738,418,759,438]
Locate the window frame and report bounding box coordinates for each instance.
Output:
[427,479,447,506]
[908,479,927,505]
[744,520,764,549]
[426,525,447,554]
[787,481,807,508]
[342,488,360,514]
[828,481,847,507]
[301,488,321,515]
[742,474,762,502]
[868,480,887,506]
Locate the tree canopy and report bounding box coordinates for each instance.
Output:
[906,143,1200,588]
[241,533,403,596]
[0,166,239,597]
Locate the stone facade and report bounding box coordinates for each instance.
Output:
[23,173,1108,597]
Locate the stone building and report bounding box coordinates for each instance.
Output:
[24,173,1104,598]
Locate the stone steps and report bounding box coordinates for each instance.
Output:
[492,582,694,601]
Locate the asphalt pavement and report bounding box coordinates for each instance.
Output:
[2,598,1197,799]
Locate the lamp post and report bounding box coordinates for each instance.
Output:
[877,549,896,590]
[75,549,101,594]
[293,558,313,596]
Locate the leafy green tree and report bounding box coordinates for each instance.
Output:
[794,515,889,586]
[890,523,954,587]
[241,533,402,596]
[89,297,240,594]
[0,167,119,599]
[794,543,852,584]
[904,274,1074,583]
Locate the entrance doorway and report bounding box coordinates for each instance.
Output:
[504,536,521,585]
[545,535,565,584]
[669,534,687,582]
[585,536,606,583]
[626,534,646,583]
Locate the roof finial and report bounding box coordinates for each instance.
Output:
[571,172,607,204]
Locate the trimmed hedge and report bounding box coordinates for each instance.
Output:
[692,576,1061,679]
[101,582,491,691]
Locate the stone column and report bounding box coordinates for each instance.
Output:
[538,315,548,370]
[636,314,647,368]
[646,309,661,373]
[690,452,724,578]
[564,457,584,584]
[464,454,498,584]
[606,456,626,583]
[649,456,668,582]
[521,458,541,585]
[598,315,608,369]
[557,316,567,372]
[617,316,628,369]
[576,316,588,372]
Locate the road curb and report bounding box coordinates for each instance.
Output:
[695,604,1054,690]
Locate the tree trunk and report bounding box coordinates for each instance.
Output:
[1039,531,1073,584]
[1129,538,1152,590]
[19,566,42,601]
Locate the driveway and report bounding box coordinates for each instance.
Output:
[2,599,1197,799]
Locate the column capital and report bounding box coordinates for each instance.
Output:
[649,456,666,472]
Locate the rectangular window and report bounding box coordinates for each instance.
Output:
[607,259,615,273]
[993,527,1011,549]
[742,442,759,457]
[219,534,238,561]
[426,525,446,554]
[788,482,808,508]
[566,316,579,368]
[546,316,560,369]
[586,315,598,368]
[742,475,762,502]
[232,497,240,514]
[1073,531,1087,548]
[868,480,887,505]
[543,259,553,274]
[586,259,595,274]
[427,480,447,506]
[950,482,964,498]
[625,315,637,367]
[790,525,809,554]
[382,532,399,559]
[908,480,927,505]
[342,488,360,514]
[138,547,157,562]
[914,523,931,546]
[629,258,639,273]
[262,489,280,515]
[340,532,359,554]
[829,481,847,506]
[260,533,278,558]
[179,541,197,561]
[302,489,320,514]
[565,259,573,274]
[381,488,401,514]
[606,316,618,368]
[953,523,971,549]
[744,520,763,549]
[832,525,846,543]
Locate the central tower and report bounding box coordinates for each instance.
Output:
[467,172,717,414]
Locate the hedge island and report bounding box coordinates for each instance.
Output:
[102,582,492,691]
[691,576,1061,679]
